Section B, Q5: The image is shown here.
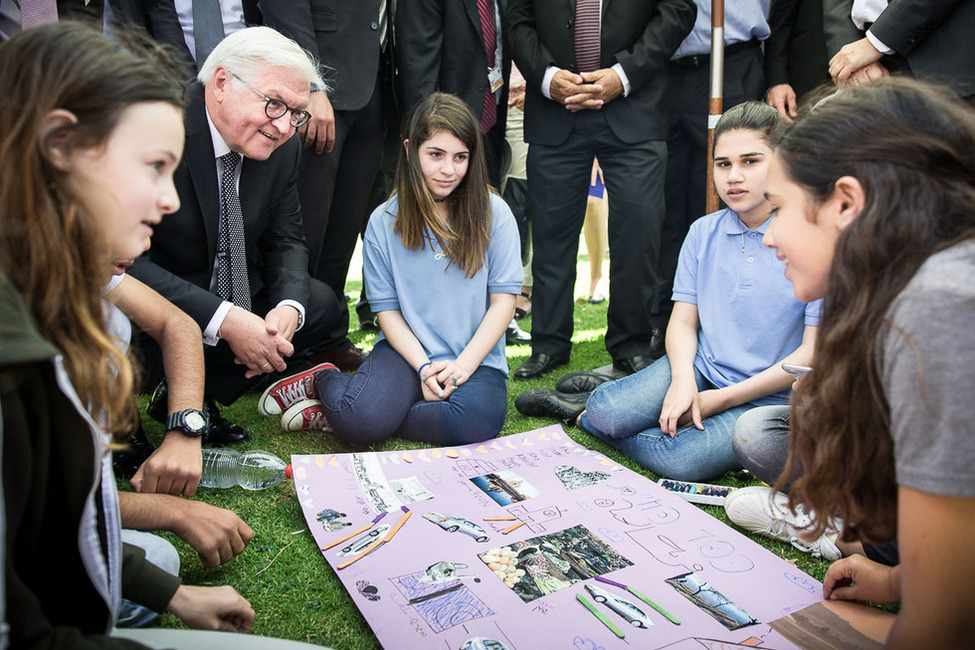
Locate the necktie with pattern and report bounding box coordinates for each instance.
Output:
[476,0,497,134]
[574,0,601,73]
[217,152,251,311]
[20,0,59,30]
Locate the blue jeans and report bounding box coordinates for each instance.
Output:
[315,340,507,447]
[117,530,180,628]
[578,355,751,482]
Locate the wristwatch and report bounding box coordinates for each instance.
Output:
[165,408,210,437]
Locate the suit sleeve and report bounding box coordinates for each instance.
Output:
[822,0,863,57]
[868,0,965,57]
[395,0,447,112]
[507,0,559,97]
[611,0,697,92]
[259,1,318,54]
[255,142,311,309]
[765,0,801,88]
[128,256,225,331]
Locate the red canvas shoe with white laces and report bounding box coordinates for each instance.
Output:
[281,398,331,432]
[257,363,338,416]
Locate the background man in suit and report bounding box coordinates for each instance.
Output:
[508,0,697,380]
[396,0,510,188]
[764,0,830,122]
[824,0,975,99]
[261,1,393,339]
[129,26,352,434]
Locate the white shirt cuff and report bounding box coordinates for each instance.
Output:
[865,30,894,56]
[612,63,630,97]
[276,300,305,331]
[541,65,559,100]
[203,301,234,346]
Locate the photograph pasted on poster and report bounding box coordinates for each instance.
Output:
[292,425,826,649]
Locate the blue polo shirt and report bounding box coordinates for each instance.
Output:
[672,208,821,406]
[364,193,524,377]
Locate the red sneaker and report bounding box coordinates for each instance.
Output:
[257,363,338,416]
[281,399,330,432]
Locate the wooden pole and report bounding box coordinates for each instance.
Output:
[705,0,725,213]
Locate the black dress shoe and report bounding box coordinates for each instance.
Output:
[649,327,666,360]
[613,354,655,375]
[515,388,589,423]
[146,379,169,423]
[513,352,569,381]
[505,319,531,345]
[112,419,156,479]
[203,396,250,447]
[555,370,614,394]
[310,340,368,372]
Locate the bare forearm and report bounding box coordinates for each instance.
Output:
[456,294,515,372]
[118,491,179,531]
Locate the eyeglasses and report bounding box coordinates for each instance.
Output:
[230,72,312,128]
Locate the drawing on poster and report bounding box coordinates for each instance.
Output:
[666,571,759,631]
[356,580,381,602]
[390,476,435,504]
[423,512,491,543]
[391,568,494,633]
[420,561,482,584]
[469,470,539,506]
[478,524,633,603]
[555,465,611,491]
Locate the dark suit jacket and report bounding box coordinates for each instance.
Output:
[395,0,511,124]
[110,0,194,73]
[128,82,310,328]
[765,0,829,98]
[259,0,383,112]
[508,0,696,146]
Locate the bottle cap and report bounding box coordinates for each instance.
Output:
[285,464,293,479]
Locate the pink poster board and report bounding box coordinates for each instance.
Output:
[292,426,823,649]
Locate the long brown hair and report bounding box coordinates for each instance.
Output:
[0,23,183,441]
[393,92,492,278]
[776,79,975,543]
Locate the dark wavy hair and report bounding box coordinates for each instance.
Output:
[776,79,975,544]
[0,22,183,441]
[393,92,492,278]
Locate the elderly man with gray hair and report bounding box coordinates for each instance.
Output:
[130,26,357,440]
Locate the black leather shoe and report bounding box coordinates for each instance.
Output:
[203,396,250,446]
[613,354,655,375]
[555,370,614,394]
[146,379,168,423]
[112,419,155,479]
[310,340,368,372]
[515,388,589,423]
[649,327,666,360]
[505,319,531,345]
[513,352,569,380]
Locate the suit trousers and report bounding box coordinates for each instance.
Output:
[526,109,666,361]
[203,279,346,404]
[653,45,766,328]
[134,279,346,405]
[299,77,386,297]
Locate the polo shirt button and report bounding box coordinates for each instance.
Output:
[747,256,754,263]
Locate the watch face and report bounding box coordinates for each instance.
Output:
[185,411,207,431]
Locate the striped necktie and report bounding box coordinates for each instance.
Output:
[574,0,601,73]
[20,0,59,30]
[476,0,497,134]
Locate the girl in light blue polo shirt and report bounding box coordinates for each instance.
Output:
[313,93,523,446]
[578,102,821,482]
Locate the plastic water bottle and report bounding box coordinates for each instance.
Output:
[200,448,293,490]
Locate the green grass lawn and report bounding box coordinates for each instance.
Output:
[136,262,833,648]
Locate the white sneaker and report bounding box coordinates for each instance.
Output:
[280,398,331,432]
[724,486,842,561]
